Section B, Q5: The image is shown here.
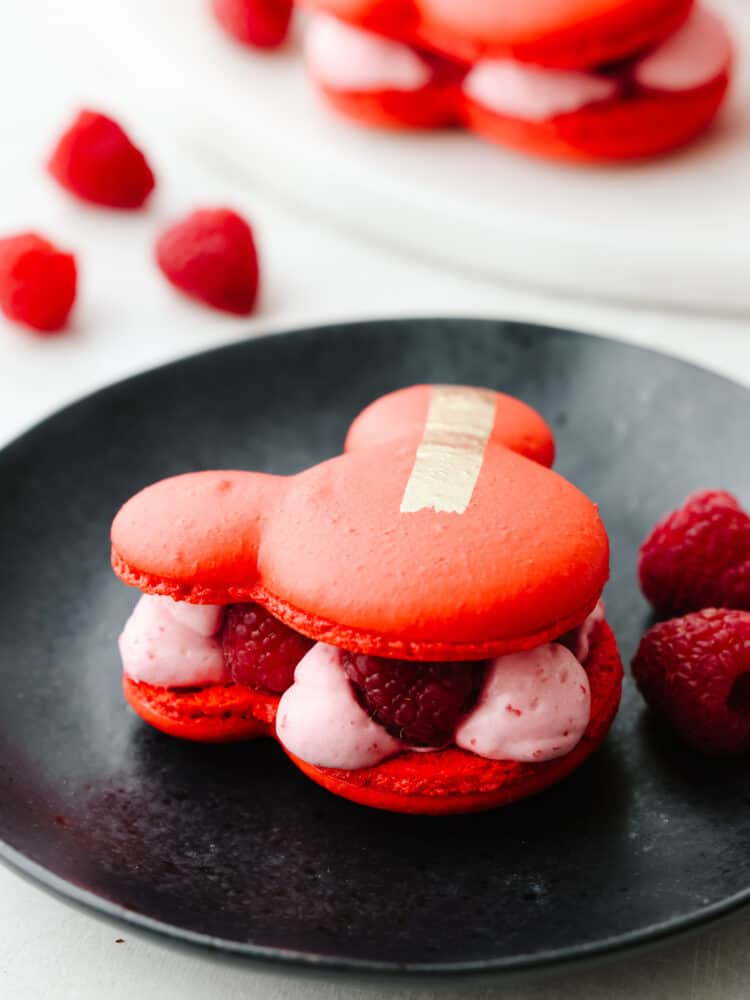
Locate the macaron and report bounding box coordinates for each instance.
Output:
[462,5,732,161]
[306,5,732,160]
[112,384,623,813]
[299,0,694,69]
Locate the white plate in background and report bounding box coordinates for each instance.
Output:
[84,0,750,311]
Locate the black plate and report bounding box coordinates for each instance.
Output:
[1,319,749,977]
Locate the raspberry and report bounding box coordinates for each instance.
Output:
[155,208,260,315]
[632,608,750,754]
[0,233,76,332]
[343,652,486,747]
[639,490,750,616]
[221,603,314,693]
[211,0,293,49]
[47,110,155,209]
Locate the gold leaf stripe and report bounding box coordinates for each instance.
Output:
[400,386,496,514]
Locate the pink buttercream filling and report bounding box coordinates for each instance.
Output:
[119,593,603,767]
[573,597,605,662]
[119,594,227,688]
[454,644,590,762]
[276,602,603,768]
[463,60,617,121]
[276,643,403,768]
[168,600,225,637]
[634,6,731,93]
[305,15,432,93]
[463,5,730,120]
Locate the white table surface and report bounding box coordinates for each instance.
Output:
[1,2,750,997]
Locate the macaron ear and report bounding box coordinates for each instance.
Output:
[111,470,280,598]
[345,384,555,467]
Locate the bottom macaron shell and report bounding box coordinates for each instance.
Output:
[464,74,730,162]
[284,621,622,815]
[316,80,459,129]
[123,676,278,743]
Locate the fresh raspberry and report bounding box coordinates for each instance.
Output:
[632,608,750,754]
[221,603,314,694]
[343,652,486,747]
[0,233,76,332]
[47,110,155,209]
[639,490,750,616]
[211,0,293,49]
[155,208,260,315]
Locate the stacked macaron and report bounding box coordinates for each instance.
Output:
[112,384,623,814]
[299,0,733,160]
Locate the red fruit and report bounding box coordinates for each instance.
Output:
[343,652,486,747]
[0,233,76,332]
[222,603,314,693]
[632,608,750,754]
[155,208,260,315]
[211,0,293,49]
[47,110,155,209]
[639,490,750,616]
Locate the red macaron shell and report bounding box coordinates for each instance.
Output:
[286,619,623,814]
[111,387,608,660]
[464,71,729,162]
[123,676,277,742]
[422,0,694,69]
[314,79,459,129]
[113,384,557,598]
[255,440,607,656]
[112,453,608,658]
[304,0,417,43]
[300,0,693,69]
[112,470,276,599]
[346,384,555,466]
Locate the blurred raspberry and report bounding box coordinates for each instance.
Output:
[222,603,314,693]
[639,490,750,615]
[211,0,293,49]
[48,110,155,209]
[0,233,76,332]
[632,608,750,754]
[343,652,486,747]
[155,208,260,314]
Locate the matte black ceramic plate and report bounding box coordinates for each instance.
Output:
[1,319,749,977]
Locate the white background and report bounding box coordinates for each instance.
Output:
[1,2,750,997]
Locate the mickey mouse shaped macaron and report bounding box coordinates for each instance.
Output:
[112,385,622,814]
[303,2,732,161]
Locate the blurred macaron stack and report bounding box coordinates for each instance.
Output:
[295,0,734,160]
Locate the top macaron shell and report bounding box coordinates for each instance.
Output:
[298,0,694,68]
[111,386,608,660]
